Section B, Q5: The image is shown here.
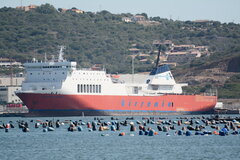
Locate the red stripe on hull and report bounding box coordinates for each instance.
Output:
[17,93,217,116]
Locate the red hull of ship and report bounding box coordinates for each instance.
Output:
[17,93,217,116]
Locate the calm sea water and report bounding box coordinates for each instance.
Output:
[0,115,239,160]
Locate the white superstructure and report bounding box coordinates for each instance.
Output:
[20,47,187,96]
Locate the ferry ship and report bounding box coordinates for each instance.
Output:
[16,46,217,116]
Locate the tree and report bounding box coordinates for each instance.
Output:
[35,4,57,14]
[140,13,148,19]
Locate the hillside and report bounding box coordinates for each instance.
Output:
[173,55,240,98]
[0,4,240,98]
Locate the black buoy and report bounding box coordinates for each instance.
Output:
[190,120,193,125]
[157,125,162,131]
[230,122,235,130]
[73,121,78,126]
[170,125,175,130]
[22,127,29,132]
[116,122,120,131]
[24,122,29,128]
[99,125,103,131]
[187,126,195,131]
[147,119,150,124]
[177,120,182,126]
[130,124,136,132]
[10,123,14,128]
[48,121,54,127]
[182,126,187,131]
[92,122,97,131]
[56,121,60,128]
[42,123,47,128]
[18,122,25,129]
[195,126,201,131]
[224,124,230,131]
[35,123,39,128]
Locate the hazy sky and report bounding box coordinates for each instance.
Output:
[1,0,240,23]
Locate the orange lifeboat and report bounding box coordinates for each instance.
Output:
[111,74,120,79]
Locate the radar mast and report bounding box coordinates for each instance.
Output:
[58,46,66,62]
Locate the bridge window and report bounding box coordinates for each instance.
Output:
[90,85,92,93]
[152,85,158,90]
[99,85,101,93]
[79,84,101,93]
[77,84,80,93]
[93,85,95,93]
[96,85,99,93]
[80,84,83,93]
[87,85,89,93]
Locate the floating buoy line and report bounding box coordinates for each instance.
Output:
[0,116,240,137]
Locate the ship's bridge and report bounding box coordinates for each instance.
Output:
[148,64,176,85]
[23,61,76,83]
[24,61,76,71]
[145,64,186,94]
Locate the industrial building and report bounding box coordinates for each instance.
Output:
[0,77,28,114]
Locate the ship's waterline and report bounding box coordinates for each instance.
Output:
[17,93,217,116]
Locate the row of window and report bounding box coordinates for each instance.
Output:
[75,72,104,76]
[27,66,74,69]
[77,84,102,93]
[30,72,65,75]
[121,100,174,108]
[42,66,74,69]
[72,78,109,81]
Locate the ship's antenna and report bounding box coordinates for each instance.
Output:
[10,58,13,86]
[131,55,135,83]
[155,45,161,68]
[51,55,55,62]
[44,52,47,62]
[58,46,65,62]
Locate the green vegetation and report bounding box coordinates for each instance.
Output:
[218,74,240,98]
[0,4,240,98]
